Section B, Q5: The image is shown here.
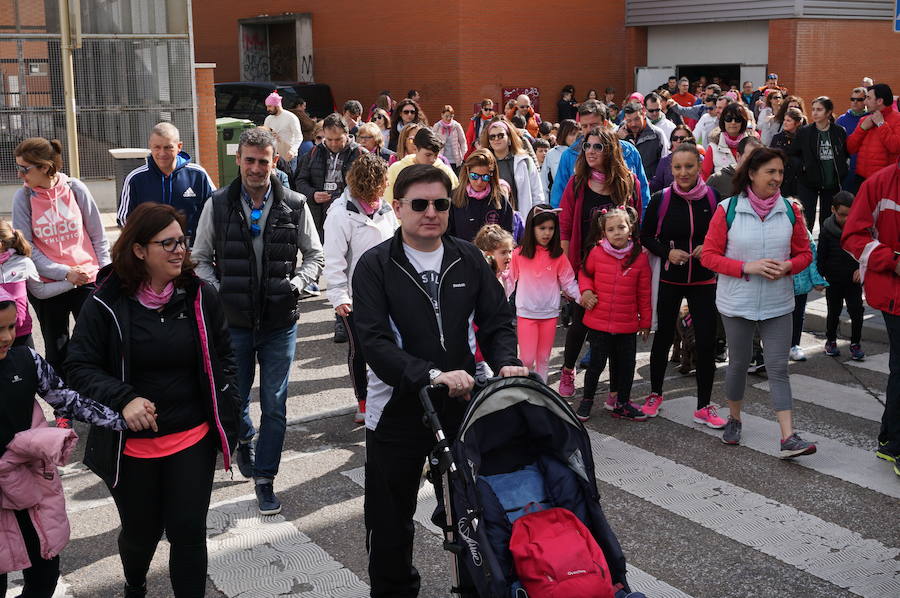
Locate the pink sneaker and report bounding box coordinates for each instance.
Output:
[693,404,727,429]
[603,392,618,411]
[559,367,576,398]
[641,393,663,417]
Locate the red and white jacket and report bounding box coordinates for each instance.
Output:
[841,162,900,315]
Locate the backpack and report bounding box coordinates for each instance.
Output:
[510,507,615,598]
[655,186,718,236]
[724,195,795,228]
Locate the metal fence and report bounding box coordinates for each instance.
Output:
[0,0,195,182]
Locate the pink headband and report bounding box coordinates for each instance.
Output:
[533,206,561,216]
[724,91,739,101]
[265,91,282,107]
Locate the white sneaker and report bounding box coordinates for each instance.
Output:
[789,345,807,362]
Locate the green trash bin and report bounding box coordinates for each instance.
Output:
[216,117,255,187]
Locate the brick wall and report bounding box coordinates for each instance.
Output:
[194,64,218,184]
[191,1,629,126]
[770,18,900,111]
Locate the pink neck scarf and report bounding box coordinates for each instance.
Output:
[745,186,781,220]
[600,238,633,260]
[136,281,174,310]
[590,170,607,184]
[671,177,709,201]
[467,184,491,200]
[0,248,14,264]
[356,196,379,215]
[723,133,742,150]
[439,120,453,135]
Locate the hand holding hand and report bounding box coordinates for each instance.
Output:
[854,269,863,283]
[580,290,598,310]
[122,397,158,433]
[434,370,475,400]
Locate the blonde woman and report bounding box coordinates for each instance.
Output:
[432,105,467,171]
[389,122,423,164]
[448,149,514,241]
[356,122,394,161]
[479,117,544,219]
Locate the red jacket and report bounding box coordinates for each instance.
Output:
[847,107,900,179]
[465,114,493,158]
[841,162,900,315]
[579,245,652,334]
[504,106,541,138]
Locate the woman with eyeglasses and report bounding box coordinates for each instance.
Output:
[355,122,395,162]
[65,202,240,597]
[370,109,392,146]
[541,119,579,199]
[387,99,427,152]
[557,127,642,398]
[700,103,754,181]
[650,125,701,192]
[432,104,467,172]
[11,138,110,395]
[771,107,806,198]
[323,153,399,425]
[448,149,514,242]
[465,98,496,157]
[479,117,545,219]
[757,90,785,146]
[790,96,848,230]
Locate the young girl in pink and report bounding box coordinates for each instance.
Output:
[474,223,515,295]
[508,204,582,381]
[576,206,652,422]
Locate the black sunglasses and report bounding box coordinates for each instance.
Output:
[488,133,507,141]
[400,198,451,212]
[583,142,604,152]
[149,236,188,252]
[850,97,865,102]
[723,115,745,123]
[468,172,492,182]
[482,107,494,112]
[646,108,661,113]
[401,109,416,115]
[672,135,690,142]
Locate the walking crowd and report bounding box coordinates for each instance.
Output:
[1,73,899,598]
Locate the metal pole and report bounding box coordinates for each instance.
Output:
[58,0,80,177]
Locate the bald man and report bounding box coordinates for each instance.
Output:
[504,93,542,138]
[117,122,216,241]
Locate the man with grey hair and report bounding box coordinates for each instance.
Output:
[192,126,323,515]
[117,121,216,240]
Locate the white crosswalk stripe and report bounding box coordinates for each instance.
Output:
[657,396,900,499]
[847,352,891,375]
[754,374,885,422]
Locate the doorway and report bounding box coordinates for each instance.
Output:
[239,14,313,82]
[677,64,741,92]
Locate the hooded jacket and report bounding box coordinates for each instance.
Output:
[64,268,241,487]
[841,163,900,315]
[817,214,859,283]
[117,152,216,240]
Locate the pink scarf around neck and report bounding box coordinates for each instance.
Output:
[467,183,491,200]
[0,248,14,264]
[723,133,742,151]
[136,281,174,310]
[356,196,380,215]
[745,186,781,220]
[439,120,454,135]
[670,177,709,201]
[600,238,633,260]
[591,170,607,184]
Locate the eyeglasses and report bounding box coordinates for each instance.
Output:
[646,108,661,114]
[401,109,416,115]
[14,164,35,175]
[149,236,188,252]
[723,115,744,123]
[399,198,451,212]
[488,133,507,141]
[583,142,604,152]
[468,172,492,182]
[357,135,374,141]
[850,97,865,102]
[671,135,690,142]
[249,208,263,237]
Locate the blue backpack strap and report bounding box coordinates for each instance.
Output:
[783,197,796,225]
[656,187,671,237]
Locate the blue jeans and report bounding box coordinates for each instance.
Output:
[229,324,297,479]
[881,312,900,449]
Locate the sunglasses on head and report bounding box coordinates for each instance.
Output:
[149,236,188,252]
[583,142,604,152]
[468,172,492,182]
[488,132,507,141]
[400,198,451,212]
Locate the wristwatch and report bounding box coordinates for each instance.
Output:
[429,368,443,384]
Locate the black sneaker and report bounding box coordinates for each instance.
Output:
[876,442,900,463]
[255,481,282,515]
[611,401,648,421]
[575,399,594,422]
[333,316,348,343]
[235,441,255,478]
[124,583,147,598]
[721,416,742,445]
[779,433,817,459]
[747,353,766,374]
[715,340,727,363]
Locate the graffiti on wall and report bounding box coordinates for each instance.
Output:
[299,54,313,83]
[502,87,540,114]
[241,27,269,81]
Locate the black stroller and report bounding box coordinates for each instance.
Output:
[420,375,632,598]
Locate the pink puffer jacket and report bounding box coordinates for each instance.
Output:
[0,402,76,574]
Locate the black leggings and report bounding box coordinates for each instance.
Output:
[826,282,865,343]
[563,302,618,391]
[0,510,60,598]
[107,433,216,597]
[797,183,837,231]
[29,286,93,378]
[649,283,717,409]
[341,312,367,403]
[583,330,636,403]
